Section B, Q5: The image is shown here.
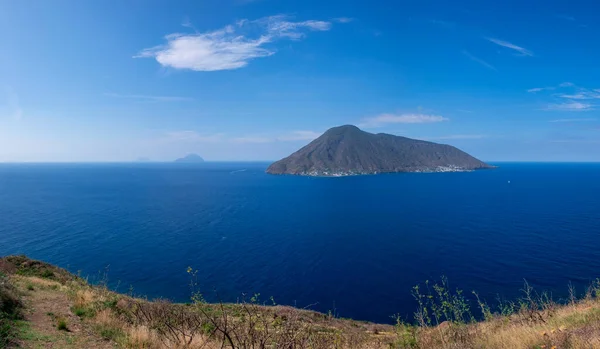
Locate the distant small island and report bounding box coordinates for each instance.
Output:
[267,125,493,176]
[174,154,205,163]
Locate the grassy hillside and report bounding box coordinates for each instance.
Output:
[2,255,600,348]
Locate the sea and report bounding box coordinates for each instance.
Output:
[1,162,599,324]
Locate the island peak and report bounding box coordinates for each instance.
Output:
[174,154,205,163]
[266,125,493,176]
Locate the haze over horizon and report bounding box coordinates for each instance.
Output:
[2,0,600,162]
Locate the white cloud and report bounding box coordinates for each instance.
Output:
[136,15,336,71]
[105,93,193,102]
[528,82,600,99]
[181,17,197,31]
[556,90,600,99]
[549,118,597,122]
[527,87,555,93]
[544,83,600,99]
[557,93,593,99]
[487,38,533,56]
[545,101,594,111]
[529,83,600,112]
[333,17,354,23]
[259,15,332,39]
[360,113,449,128]
[462,50,496,71]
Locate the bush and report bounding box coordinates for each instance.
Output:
[0,275,23,346]
[0,280,22,318]
[57,318,68,331]
[72,305,95,319]
[97,325,123,341]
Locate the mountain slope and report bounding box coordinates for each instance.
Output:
[267,125,492,176]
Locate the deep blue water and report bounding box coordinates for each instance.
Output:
[1,162,600,323]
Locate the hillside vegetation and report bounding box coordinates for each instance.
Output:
[2,255,600,348]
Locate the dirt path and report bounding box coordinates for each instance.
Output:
[13,276,115,349]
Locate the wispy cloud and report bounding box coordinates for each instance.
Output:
[360,113,449,128]
[529,83,600,112]
[105,93,194,102]
[545,101,594,111]
[528,82,600,98]
[527,87,555,93]
[549,118,597,123]
[487,37,533,56]
[462,50,496,71]
[554,84,600,99]
[556,14,575,21]
[333,17,354,23]
[181,17,198,31]
[136,15,337,71]
[556,92,600,99]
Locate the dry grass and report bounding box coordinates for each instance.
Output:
[126,325,161,349]
[14,275,64,289]
[74,288,96,308]
[395,298,600,349]
[6,255,600,349]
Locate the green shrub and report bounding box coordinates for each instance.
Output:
[71,305,94,319]
[201,321,216,335]
[0,314,12,347]
[0,275,23,346]
[41,270,54,279]
[57,318,68,331]
[96,325,123,341]
[102,298,118,310]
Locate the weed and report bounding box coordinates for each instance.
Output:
[98,325,123,341]
[72,305,94,318]
[57,318,68,331]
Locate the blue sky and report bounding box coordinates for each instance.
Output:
[1,0,600,162]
